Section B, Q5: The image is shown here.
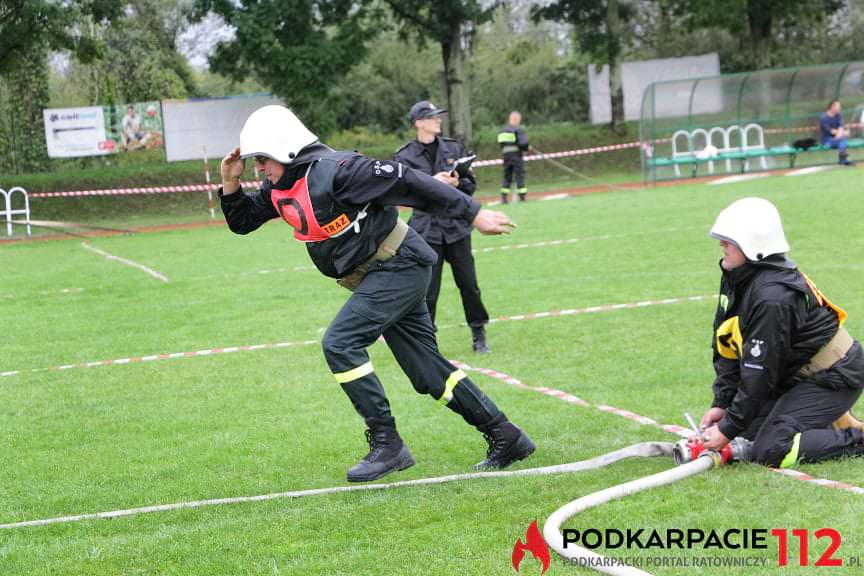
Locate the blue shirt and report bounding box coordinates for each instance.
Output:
[819,112,844,143]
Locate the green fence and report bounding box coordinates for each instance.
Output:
[640,61,864,183]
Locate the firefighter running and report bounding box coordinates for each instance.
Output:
[697,197,864,467]
[219,106,535,483]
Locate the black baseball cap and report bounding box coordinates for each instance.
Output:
[409,100,447,123]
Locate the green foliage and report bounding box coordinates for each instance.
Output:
[330,34,441,134]
[195,0,383,136]
[532,0,635,64]
[0,42,51,174]
[0,0,122,75]
[384,0,500,46]
[471,8,588,128]
[62,0,198,104]
[651,0,846,72]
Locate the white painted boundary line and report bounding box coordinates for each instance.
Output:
[80,242,170,283]
[472,225,704,255]
[1,287,83,300]
[707,173,772,186]
[453,362,864,497]
[786,165,838,176]
[1,294,715,378]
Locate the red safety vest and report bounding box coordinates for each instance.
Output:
[270,156,369,243]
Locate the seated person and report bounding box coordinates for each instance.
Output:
[819,100,852,165]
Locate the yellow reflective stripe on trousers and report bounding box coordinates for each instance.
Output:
[333,361,374,384]
[780,432,802,468]
[439,369,467,404]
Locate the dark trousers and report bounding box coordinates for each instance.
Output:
[321,252,503,430]
[502,154,525,191]
[427,235,489,329]
[742,343,864,467]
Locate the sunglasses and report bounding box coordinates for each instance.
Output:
[253,155,270,164]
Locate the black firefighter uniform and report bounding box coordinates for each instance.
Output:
[711,255,864,467]
[219,144,510,436]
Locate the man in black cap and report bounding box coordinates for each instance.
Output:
[394,101,492,353]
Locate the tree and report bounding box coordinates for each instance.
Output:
[0,1,121,173]
[533,0,635,132]
[384,0,501,145]
[0,0,121,75]
[194,0,382,135]
[671,0,844,71]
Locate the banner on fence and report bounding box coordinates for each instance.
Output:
[43,101,164,158]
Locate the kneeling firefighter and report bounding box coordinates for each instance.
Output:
[218,106,535,482]
[697,197,864,467]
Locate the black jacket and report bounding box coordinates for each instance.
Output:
[498,124,529,157]
[393,137,476,245]
[710,255,853,439]
[220,143,481,278]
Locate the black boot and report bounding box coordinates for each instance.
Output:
[472,326,490,354]
[474,421,535,470]
[347,420,415,482]
[500,192,509,204]
[518,192,527,202]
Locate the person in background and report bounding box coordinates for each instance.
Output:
[394,100,493,354]
[819,100,852,166]
[497,111,530,203]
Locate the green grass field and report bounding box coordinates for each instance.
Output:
[1,167,863,575]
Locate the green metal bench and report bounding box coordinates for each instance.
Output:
[648,138,864,176]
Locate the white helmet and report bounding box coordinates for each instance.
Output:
[239,105,318,164]
[709,197,790,261]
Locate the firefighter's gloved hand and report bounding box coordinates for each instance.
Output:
[700,407,725,431]
[701,424,730,451]
[473,209,516,235]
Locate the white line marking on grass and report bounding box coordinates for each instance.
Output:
[453,362,864,497]
[1,295,715,378]
[541,193,570,201]
[80,242,169,283]
[1,288,84,300]
[471,226,703,255]
[786,166,838,176]
[707,173,772,185]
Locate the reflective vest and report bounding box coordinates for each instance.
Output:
[270,152,370,243]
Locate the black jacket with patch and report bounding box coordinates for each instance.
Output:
[710,255,847,439]
[219,143,481,278]
[393,136,477,245]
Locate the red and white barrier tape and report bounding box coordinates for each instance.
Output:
[31,142,643,198]
[26,121,864,199]
[29,181,263,199]
[0,339,319,378]
[453,362,864,496]
[472,142,642,168]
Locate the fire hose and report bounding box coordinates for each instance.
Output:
[543,438,743,576]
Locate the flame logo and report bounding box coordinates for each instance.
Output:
[512,520,551,574]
